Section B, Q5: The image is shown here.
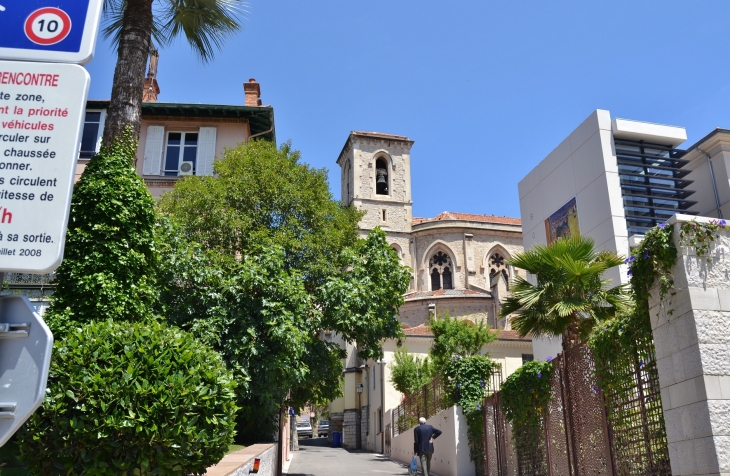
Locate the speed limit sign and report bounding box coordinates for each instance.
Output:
[24,7,72,46]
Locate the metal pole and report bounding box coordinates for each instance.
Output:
[276,404,284,476]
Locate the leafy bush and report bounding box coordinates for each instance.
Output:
[44,129,159,337]
[389,347,432,396]
[18,319,238,475]
[428,313,497,373]
[500,359,554,458]
[442,355,500,474]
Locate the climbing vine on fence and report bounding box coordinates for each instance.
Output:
[500,360,554,457]
[627,219,729,320]
[443,355,500,475]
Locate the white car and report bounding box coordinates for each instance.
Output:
[296,420,313,438]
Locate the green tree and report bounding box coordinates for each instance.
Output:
[157,143,410,440]
[389,347,432,396]
[45,129,159,337]
[101,0,245,147]
[428,312,497,374]
[499,236,632,350]
[157,140,362,284]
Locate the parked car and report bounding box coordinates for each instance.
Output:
[296,420,313,438]
[317,420,329,437]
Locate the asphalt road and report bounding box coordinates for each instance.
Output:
[286,437,410,476]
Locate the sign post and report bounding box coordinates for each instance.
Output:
[0,1,103,64]
[0,0,103,447]
[0,295,53,447]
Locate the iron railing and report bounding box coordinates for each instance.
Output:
[482,343,670,476]
[392,375,447,436]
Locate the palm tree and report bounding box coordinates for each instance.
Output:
[499,236,632,351]
[100,0,245,148]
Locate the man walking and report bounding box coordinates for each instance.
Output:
[413,417,442,476]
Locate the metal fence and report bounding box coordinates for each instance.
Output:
[392,375,447,436]
[482,343,670,476]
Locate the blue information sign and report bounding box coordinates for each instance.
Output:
[0,0,102,64]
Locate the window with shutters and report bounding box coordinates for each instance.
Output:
[163,132,198,176]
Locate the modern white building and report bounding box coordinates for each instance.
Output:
[518,109,699,359]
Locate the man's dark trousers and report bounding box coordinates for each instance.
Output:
[414,423,442,476]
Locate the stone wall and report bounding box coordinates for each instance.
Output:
[328,412,343,446]
[360,405,368,451]
[399,296,494,328]
[412,227,523,292]
[650,215,730,476]
[343,409,358,450]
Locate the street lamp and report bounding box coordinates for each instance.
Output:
[356,383,363,394]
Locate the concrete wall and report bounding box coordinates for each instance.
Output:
[390,405,474,476]
[650,214,730,476]
[518,110,688,360]
[518,110,628,288]
[684,131,730,220]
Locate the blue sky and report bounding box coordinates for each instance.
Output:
[86,1,730,220]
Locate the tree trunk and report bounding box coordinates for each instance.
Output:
[102,0,154,153]
[562,317,581,352]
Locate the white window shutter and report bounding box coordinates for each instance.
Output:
[142,125,164,175]
[197,127,217,176]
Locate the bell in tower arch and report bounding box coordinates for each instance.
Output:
[375,158,389,195]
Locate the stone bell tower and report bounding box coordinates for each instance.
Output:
[336,131,414,236]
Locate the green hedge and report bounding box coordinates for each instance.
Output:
[18,319,238,475]
[500,359,553,466]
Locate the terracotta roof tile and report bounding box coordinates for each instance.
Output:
[404,288,491,300]
[412,211,521,226]
[402,325,531,341]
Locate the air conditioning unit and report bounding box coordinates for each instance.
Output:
[179,161,194,176]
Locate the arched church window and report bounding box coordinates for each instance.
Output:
[375,157,389,195]
[488,252,510,290]
[442,267,452,290]
[431,268,441,291]
[429,251,454,290]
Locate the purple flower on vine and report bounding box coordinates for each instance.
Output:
[537,372,542,378]
[627,269,633,276]
[639,360,645,368]
[720,219,727,227]
[658,223,666,229]
[644,252,650,259]
[546,356,553,362]
[626,255,636,263]
[476,404,481,411]
[592,385,599,393]
[457,383,461,388]
[480,380,485,387]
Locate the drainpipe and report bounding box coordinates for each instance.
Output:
[693,146,724,219]
[247,126,274,142]
[364,364,370,445]
[381,359,386,453]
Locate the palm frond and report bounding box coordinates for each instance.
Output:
[157,0,248,62]
[501,235,632,343]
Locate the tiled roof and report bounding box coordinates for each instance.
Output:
[351,131,410,140]
[404,288,491,300]
[412,211,521,226]
[401,325,530,341]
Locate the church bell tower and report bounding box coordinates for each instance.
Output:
[336,131,414,235]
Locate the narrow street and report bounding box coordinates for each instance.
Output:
[286,438,409,476]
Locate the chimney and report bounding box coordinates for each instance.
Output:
[244,78,261,106]
[142,48,160,103]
